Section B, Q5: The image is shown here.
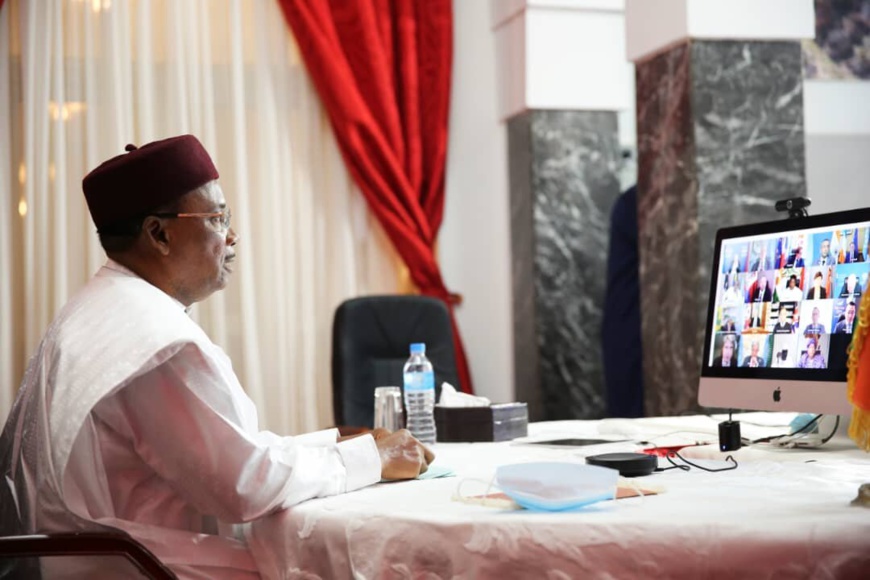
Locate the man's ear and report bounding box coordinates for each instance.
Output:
[142,216,171,256]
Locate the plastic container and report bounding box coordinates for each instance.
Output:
[403,343,437,444]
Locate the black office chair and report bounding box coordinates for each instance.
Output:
[331,295,459,429]
[0,469,177,579]
[0,532,178,579]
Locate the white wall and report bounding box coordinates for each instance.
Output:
[441,0,513,403]
[804,81,870,136]
[494,1,632,119]
[525,7,631,112]
[806,134,870,213]
[804,80,870,215]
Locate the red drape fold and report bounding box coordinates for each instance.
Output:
[276,0,473,393]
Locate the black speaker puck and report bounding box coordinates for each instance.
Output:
[585,452,657,477]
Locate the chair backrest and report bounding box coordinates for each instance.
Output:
[332,295,458,428]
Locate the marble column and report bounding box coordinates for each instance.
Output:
[509,110,621,421]
[636,40,808,416]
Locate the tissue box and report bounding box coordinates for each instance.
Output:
[434,403,528,442]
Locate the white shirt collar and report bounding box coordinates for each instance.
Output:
[103,259,190,313]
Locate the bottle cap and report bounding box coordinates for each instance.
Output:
[410,342,426,354]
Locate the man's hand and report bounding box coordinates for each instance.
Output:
[375,429,435,480]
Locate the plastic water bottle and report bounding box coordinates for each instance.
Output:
[403,342,437,444]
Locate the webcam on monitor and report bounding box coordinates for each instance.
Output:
[774,197,811,213]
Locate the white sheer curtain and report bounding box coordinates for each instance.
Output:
[0,0,400,433]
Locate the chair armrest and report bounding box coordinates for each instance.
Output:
[0,532,178,579]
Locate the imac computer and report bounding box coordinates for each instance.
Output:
[698,207,870,415]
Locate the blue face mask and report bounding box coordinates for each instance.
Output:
[494,462,619,512]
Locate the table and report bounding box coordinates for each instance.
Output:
[248,414,870,579]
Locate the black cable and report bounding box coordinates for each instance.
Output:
[672,451,738,472]
[655,463,689,472]
[738,420,792,428]
[790,414,824,435]
[637,431,719,447]
[820,416,840,445]
[750,414,823,445]
[653,416,837,474]
[655,451,739,473]
[703,411,795,429]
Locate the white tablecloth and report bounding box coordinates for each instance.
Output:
[248,415,870,579]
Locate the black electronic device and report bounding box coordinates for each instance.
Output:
[718,420,742,452]
[585,452,657,477]
[775,197,811,219]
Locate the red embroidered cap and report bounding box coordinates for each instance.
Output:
[82,134,219,230]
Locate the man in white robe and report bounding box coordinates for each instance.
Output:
[0,135,433,579]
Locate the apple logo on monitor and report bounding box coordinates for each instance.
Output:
[773,387,781,403]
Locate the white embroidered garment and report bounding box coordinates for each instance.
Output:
[0,261,381,579]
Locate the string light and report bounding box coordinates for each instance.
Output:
[18,197,27,218]
[86,0,111,13]
[48,101,86,122]
[18,162,25,185]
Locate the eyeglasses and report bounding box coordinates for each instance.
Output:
[151,209,232,232]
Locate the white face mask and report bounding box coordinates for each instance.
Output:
[494,462,619,512]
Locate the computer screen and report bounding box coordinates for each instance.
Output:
[698,207,870,414]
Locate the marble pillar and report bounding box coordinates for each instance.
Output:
[636,40,807,417]
[509,110,621,421]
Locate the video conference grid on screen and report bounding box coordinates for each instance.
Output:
[709,222,870,371]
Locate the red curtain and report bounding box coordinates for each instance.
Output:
[276,0,473,393]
